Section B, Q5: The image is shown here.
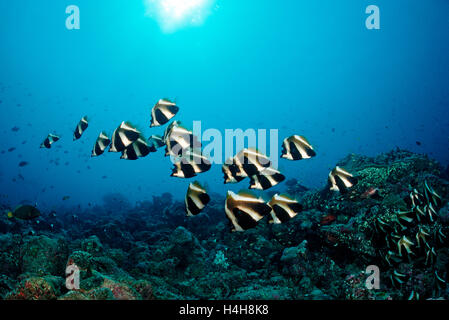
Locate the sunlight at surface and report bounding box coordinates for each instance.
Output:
[144,0,215,32]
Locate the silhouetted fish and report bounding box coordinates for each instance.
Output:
[7,205,40,220]
[18,161,29,167]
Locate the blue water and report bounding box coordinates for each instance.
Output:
[0,0,448,210]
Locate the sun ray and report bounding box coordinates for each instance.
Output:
[144,0,215,32]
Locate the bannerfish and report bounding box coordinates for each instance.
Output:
[150,99,179,127]
[7,204,41,220]
[164,123,201,157]
[281,135,316,160]
[222,158,246,184]
[149,135,165,148]
[171,151,211,178]
[40,133,60,149]
[92,132,111,157]
[225,191,272,232]
[268,194,302,224]
[249,167,286,190]
[233,148,272,178]
[73,116,89,141]
[121,137,156,160]
[185,181,210,217]
[163,120,181,141]
[328,166,358,194]
[109,122,141,153]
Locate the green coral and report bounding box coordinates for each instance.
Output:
[21,236,67,276]
[213,250,229,270]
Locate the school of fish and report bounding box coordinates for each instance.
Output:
[35,98,360,232]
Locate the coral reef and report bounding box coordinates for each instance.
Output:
[0,149,448,300]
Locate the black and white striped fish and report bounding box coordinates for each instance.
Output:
[249,167,285,190]
[268,194,302,224]
[73,116,89,141]
[91,132,111,157]
[222,148,272,184]
[185,181,210,217]
[163,120,180,141]
[164,122,201,157]
[222,157,246,184]
[40,134,60,149]
[225,191,272,232]
[233,148,272,178]
[328,166,358,194]
[109,122,141,153]
[281,135,316,160]
[171,150,211,178]
[121,137,156,160]
[150,99,179,127]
